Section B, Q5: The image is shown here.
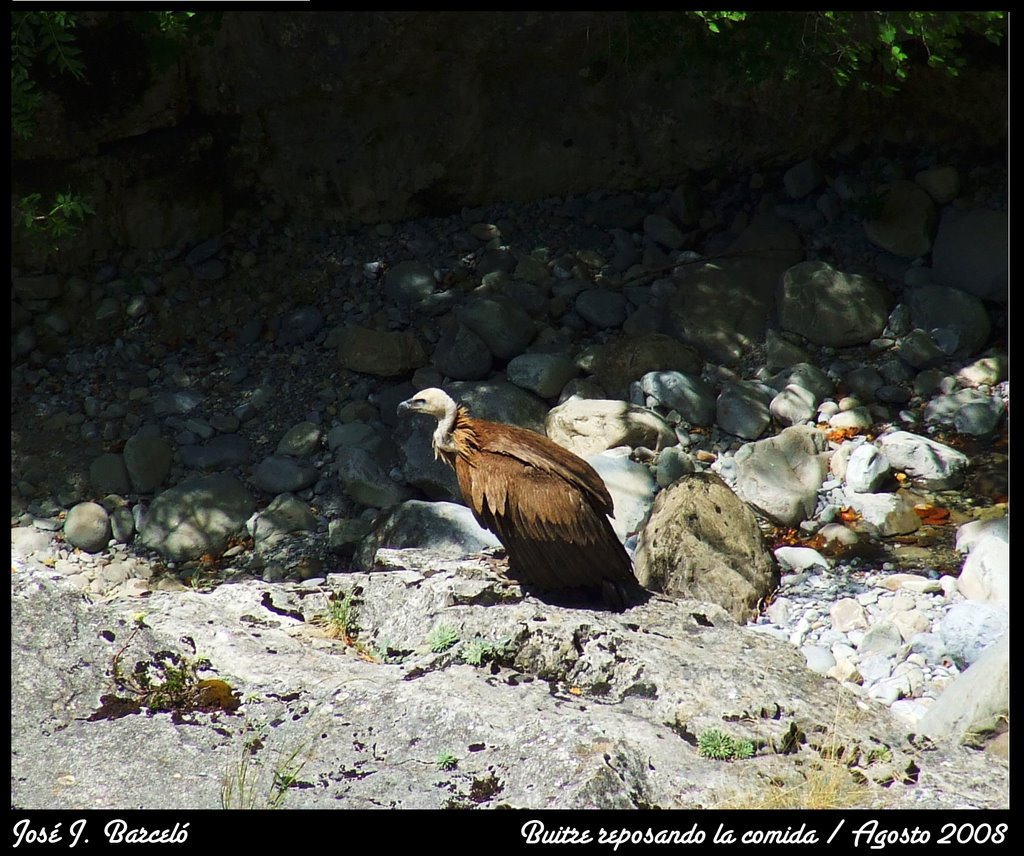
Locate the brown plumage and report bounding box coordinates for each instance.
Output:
[397,388,639,608]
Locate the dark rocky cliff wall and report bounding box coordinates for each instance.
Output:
[11,11,1007,267]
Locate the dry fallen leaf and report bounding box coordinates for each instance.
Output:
[827,427,862,443]
[914,503,950,525]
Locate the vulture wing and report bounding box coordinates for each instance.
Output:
[452,418,635,592]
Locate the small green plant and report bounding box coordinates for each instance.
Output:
[315,589,383,662]
[426,623,460,653]
[222,734,265,810]
[97,620,239,719]
[459,638,496,666]
[866,746,893,764]
[154,11,198,38]
[268,745,308,808]
[221,732,310,810]
[136,11,219,74]
[323,589,356,640]
[698,729,754,761]
[436,751,459,772]
[112,632,208,712]
[370,638,411,664]
[181,564,221,592]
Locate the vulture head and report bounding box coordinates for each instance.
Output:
[397,387,455,419]
[397,387,459,454]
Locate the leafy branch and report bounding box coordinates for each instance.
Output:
[611,11,1005,97]
[698,11,1006,95]
[11,11,85,140]
[15,189,95,259]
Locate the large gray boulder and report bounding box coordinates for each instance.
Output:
[777,261,891,347]
[138,473,255,561]
[355,499,501,570]
[918,633,1008,750]
[546,398,676,457]
[732,425,830,526]
[634,472,778,622]
[669,214,802,364]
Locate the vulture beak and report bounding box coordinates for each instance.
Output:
[396,397,418,416]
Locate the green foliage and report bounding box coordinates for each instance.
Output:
[459,638,496,666]
[607,11,1005,96]
[324,589,357,639]
[134,10,219,74]
[691,11,747,35]
[11,10,218,139]
[100,618,239,720]
[372,637,399,663]
[222,730,310,810]
[268,745,308,807]
[426,623,460,653]
[688,11,1006,95]
[11,11,85,139]
[16,188,95,249]
[698,729,755,761]
[111,632,209,713]
[436,750,459,772]
[156,10,198,37]
[866,746,893,764]
[11,10,215,266]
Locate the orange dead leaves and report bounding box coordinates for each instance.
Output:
[769,527,826,551]
[913,503,950,525]
[839,507,861,524]
[827,427,864,443]
[771,527,802,548]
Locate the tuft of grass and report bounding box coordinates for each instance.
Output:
[718,758,869,810]
[426,623,460,653]
[323,590,356,640]
[314,588,382,662]
[436,751,459,772]
[714,693,876,809]
[698,728,754,761]
[221,732,310,810]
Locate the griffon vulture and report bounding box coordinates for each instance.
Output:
[397,387,640,608]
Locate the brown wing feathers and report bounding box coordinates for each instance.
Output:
[398,389,638,604]
[450,411,636,593]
